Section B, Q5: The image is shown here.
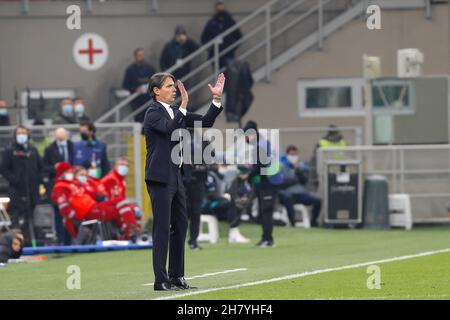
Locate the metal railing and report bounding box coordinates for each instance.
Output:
[97,0,355,123]
[0,123,144,208]
[317,144,450,223]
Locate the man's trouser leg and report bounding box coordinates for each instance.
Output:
[168,171,188,279]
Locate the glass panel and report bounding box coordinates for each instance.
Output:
[305,86,352,109]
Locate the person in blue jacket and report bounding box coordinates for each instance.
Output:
[279,145,322,227]
[73,121,110,178]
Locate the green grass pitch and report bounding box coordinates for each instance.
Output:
[1,223,450,300]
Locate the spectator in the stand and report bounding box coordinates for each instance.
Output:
[310,124,347,189]
[122,48,156,123]
[73,121,110,178]
[201,0,242,70]
[160,25,200,81]
[279,145,322,227]
[53,98,77,125]
[30,120,52,157]
[0,99,11,126]
[43,128,74,245]
[0,126,43,245]
[0,229,24,263]
[72,98,91,123]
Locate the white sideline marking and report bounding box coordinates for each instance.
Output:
[154,247,450,300]
[143,268,248,286]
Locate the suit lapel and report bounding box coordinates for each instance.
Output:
[154,101,173,120]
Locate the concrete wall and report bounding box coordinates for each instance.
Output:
[0,0,270,120]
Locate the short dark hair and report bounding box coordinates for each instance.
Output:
[134,48,144,56]
[148,72,176,100]
[80,121,96,133]
[286,145,298,153]
[15,125,29,136]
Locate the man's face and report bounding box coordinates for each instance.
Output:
[80,125,93,139]
[175,34,187,44]
[215,4,225,13]
[135,50,145,63]
[0,100,6,108]
[154,77,177,104]
[12,238,21,252]
[16,128,27,136]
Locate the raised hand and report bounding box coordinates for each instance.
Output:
[178,80,189,110]
[208,73,226,99]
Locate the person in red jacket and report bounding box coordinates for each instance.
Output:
[100,157,128,200]
[101,157,143,230]
[73,165,140,240]
[51,162,78,238]
[73,166,108,202]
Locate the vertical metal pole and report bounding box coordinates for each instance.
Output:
[149,0,159,14]
[22,0,29,15]
[392,147,397,193]
[425,0,431,19]
[399,149,405,193]
[318,0,323,50]
[214,40,220,77]
[364,79,373,146]
[133,123,143,209]
[265,6,272,82]
[86,0,93,15]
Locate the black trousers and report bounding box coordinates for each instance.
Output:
[257,178,278,242]
[186,179,205,245]
[146,167,188,284]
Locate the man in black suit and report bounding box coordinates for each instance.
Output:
[43,128,74,245]
[144,72,225,291]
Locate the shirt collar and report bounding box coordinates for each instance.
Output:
[158,101,172,110]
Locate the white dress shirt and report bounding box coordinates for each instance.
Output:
[158,100,221,119]
[158,100,221,168]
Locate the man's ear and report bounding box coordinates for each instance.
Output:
[153,87,160,97]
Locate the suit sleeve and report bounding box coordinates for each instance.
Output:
[184,103,223,128]
[144,107,185,134]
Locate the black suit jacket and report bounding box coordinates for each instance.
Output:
[42,141,74,192]
[143,100,223,184]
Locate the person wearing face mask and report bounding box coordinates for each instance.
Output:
[72,98,91,124]
[160,25,199,81]
[279,145,322,227]
[244,120,283,248]
[122,48,156,124]
[0,126,43,245]
[43,128,74,245]
[73,166,107,202]
[53,98,77,125]
[73,121,110,179]
[100,157,130,200]
[100,158,143,232]
[0,99,11,126]
[51,162,78,238]
[201,0,243,70]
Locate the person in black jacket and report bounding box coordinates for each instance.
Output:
[0,229,24,263]
[122,48,157,123]
[0,126,43,244]
[43,128,74,245]
[160,26,200,81]
[201,0,243,70]
[244,120,282,248]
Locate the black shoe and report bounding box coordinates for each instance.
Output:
[189,243,203,250]
[255,240,275,248]
[154,282,181,291]
[170,277,198,290]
